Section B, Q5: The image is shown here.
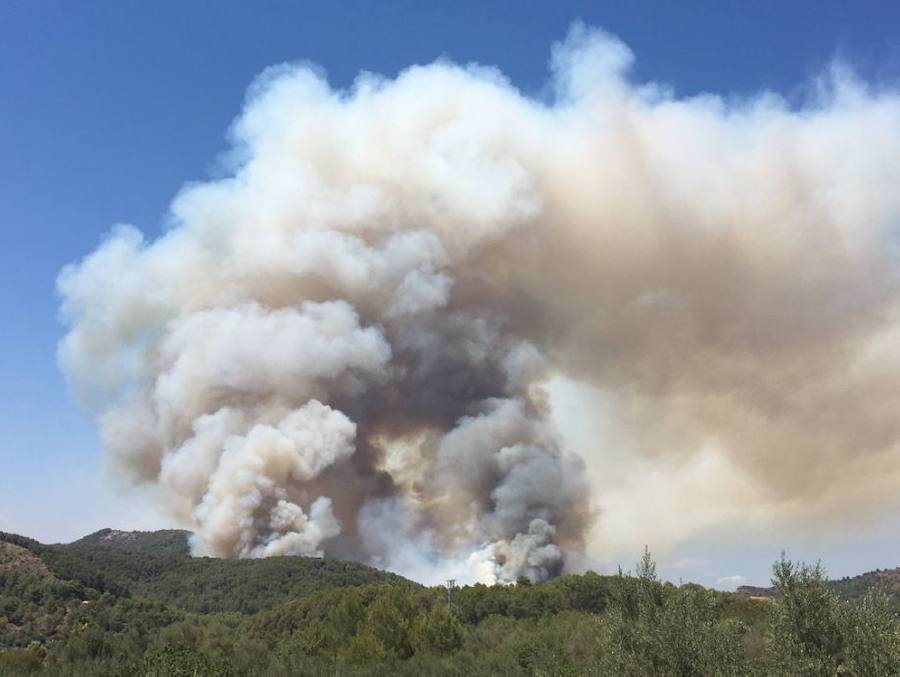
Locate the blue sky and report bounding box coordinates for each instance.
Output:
[2,1,900,587]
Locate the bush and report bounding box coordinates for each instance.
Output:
[0,641,46,673]
[411,604,465,655]
[768,554,900,676]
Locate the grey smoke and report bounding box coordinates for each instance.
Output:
[58,24,900,582]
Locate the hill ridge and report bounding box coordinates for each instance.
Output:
[738,566,900,608]
[1,528,412,615]
[70,527,192,555]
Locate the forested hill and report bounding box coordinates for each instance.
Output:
[0,529,410,615]
[69,528,191,556]
[3,529,900,675]
[738,567,900,611]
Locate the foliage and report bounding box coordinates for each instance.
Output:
[1,530,405,615]
[767,553,900,676]
[2,530,900,675]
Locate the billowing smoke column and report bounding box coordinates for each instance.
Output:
[59,25,900,582]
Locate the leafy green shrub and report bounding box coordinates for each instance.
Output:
[411,604,465,655]
[0,641,46,673]
[768,554,900,676]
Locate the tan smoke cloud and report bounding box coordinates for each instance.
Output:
[58,23,900,582]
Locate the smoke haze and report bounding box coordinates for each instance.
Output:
[58,25,900,583]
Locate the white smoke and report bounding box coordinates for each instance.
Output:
[58,24,900,582]
[190,400,354,558]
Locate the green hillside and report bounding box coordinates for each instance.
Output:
[69,529,191,556]
[831,568,900,607]
[2,531,899,676]
[738,567,900,612]
[1,530,407,615]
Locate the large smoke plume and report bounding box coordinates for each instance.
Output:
[58,25,900,582]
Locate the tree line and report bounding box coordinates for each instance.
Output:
[2,533,900,675]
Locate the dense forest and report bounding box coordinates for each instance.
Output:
[2,529,900,675]
[738,568,900,614]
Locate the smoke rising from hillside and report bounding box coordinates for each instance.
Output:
[59,25,900,582]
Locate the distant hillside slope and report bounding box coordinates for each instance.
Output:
[0,542,50,578]
[3,531,900,675]
[738,567,900,611]
[70,528,191,556]
[0,529,412,615]
[829,568,900,607]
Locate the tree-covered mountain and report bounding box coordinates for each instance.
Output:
[69,529,191,556]
[1,530,408,615]
[2,530,900,675]
[738,567,900,612]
